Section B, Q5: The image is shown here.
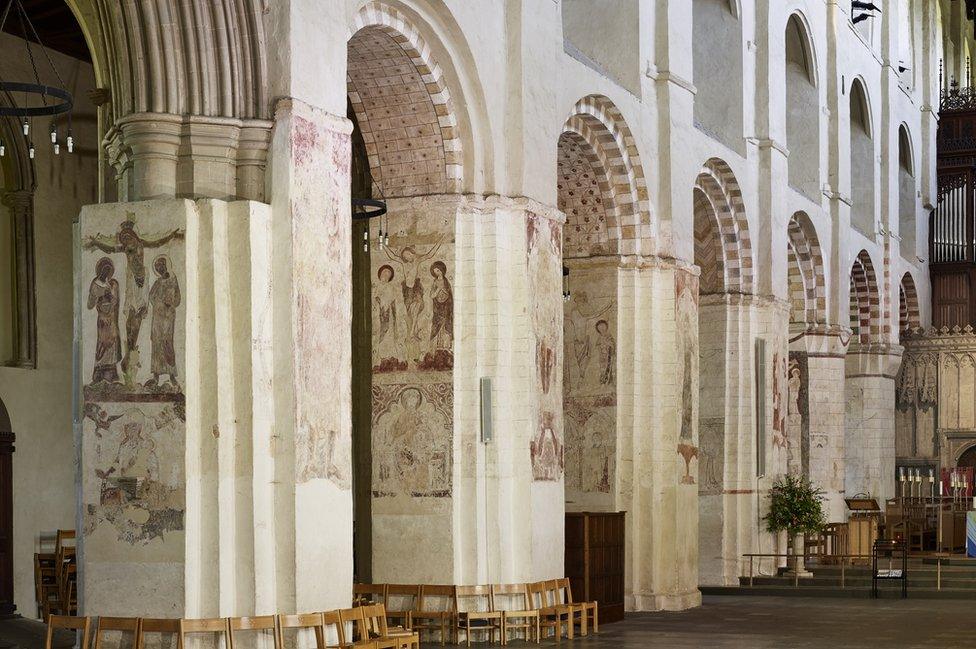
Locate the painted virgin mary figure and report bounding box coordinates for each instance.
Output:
[87,257,122,384]
[147,255,181,388]
[429,260,453,351]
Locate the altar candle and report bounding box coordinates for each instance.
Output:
[900,467,905,481]
[940,481,944,496]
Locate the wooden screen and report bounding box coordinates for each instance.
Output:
[565,512,625,623]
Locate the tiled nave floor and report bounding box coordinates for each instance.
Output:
[8,596,973,649]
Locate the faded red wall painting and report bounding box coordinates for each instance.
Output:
[675,269,700,486]
[527,213,565,482]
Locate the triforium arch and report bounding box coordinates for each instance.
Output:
[693,158,753,295]
[899,272,921,335]
[347,2,465,197]
[849,249,882,345]
[561,95,650,256]
[786,211,826,327]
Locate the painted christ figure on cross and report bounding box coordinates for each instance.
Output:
[84,216,184,384]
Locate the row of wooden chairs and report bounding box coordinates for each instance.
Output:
[354,579,598,646]
[46,605,420,649]
[35,530,76,619]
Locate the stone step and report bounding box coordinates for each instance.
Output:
[701,585,976,599]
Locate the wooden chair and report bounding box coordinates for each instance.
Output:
[94,617,141,649]
[361,604,418,649]
[544,579,583,640]
[179,618,230,649]
[137,618,182,649]
[229,615,279,649]
[383,585,419,631]
[334,608,376,648]
[354,583,387,607]
[277,613,325,649]
[454,585,502,647]
[322,609,366,649]
[46,615,91,649]
[492,584,540,645]
[526,582,571,642]
[35,552,58,620]
[412,585,455,646]
[556,578,597,635]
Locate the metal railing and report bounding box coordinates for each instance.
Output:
[741,553,955,590]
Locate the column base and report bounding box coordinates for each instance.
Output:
[628,589,702,612]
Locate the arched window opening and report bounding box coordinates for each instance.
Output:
[692,0,744,153]
[785,15,820,201]
[850,80,876,238]
[898,125,917,261]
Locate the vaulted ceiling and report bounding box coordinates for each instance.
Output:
[0,0,90,63]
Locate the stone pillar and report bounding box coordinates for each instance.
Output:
[2,190,35,368]
[80,99,354,617]
[368,194,564,586]
[845,345,903,502]
[788,327,850,522]
[616,260,699,611]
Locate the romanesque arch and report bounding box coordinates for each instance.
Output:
[850,249,882,344]
[65,0,269,123]
[693,158,753,295]
[899,272,921,334]
[562,95,650,256]
[786,211,826,326]
[347,2,465,196]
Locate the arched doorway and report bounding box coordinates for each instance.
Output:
[957,445,976,471]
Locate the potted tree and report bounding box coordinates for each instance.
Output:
[763,474,827,577]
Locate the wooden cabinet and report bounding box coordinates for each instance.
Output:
[565,512,625,624]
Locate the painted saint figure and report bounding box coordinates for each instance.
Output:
[84,218,184,379]
[373,264,401,363]
[429,260,453,351]
[87,257,122,383]
[566,290,612,389]
[594,319,615,386]
[146,256,181,389]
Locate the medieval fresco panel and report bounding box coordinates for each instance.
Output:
[527,213,564,482]
[371,383,452,498]
[563,265,616,502]
[675,269,699,486]
[370,198,455,499]
[81,204,187,548]
[787,353,809,477]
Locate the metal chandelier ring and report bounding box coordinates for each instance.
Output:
[0,82,73,117]
[351,197,387,220]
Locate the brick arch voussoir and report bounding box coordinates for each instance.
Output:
[349,2,463,193]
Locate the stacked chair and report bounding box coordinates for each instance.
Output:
[354,579,598,645]
[35,529,77,619]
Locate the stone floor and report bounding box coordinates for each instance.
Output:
[5,595,975,649]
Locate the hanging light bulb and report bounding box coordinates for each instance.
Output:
[0,141,5,157]
[28,143,35,159]
[67,133,74,153]
[363,228,369,252]
[50,126,57,144]
[22,120,29,136]
[54,143,60,155]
